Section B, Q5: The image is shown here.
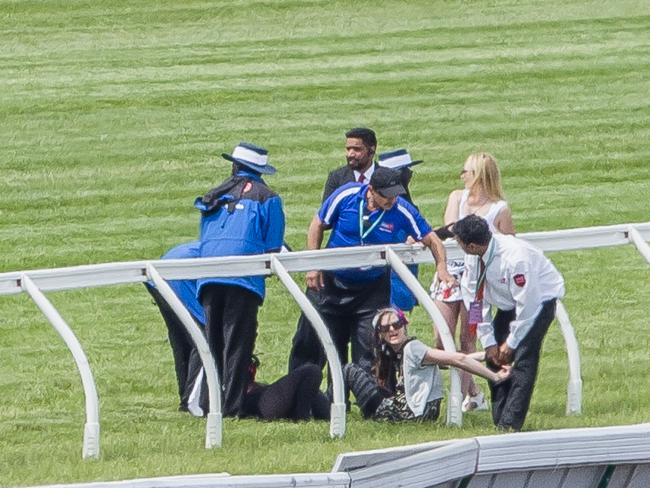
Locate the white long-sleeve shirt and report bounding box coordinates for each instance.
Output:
[462,234,565,349]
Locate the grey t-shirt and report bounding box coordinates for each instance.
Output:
[403,340,445,416]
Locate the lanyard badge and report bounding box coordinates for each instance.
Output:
[468,243,495,335]
[358,198,385,245]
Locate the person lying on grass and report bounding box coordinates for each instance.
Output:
[241,355,330,421]
[344,307,511,421]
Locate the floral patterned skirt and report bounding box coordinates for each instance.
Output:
[374,390,442,422]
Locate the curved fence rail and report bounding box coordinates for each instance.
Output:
[146,264,223,448]
[20,274,101,460]
[2,221,649,458]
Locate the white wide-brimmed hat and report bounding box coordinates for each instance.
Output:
[377,148,423,170]
[222,142,276,175]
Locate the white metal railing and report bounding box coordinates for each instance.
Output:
[2,221,649,459]
[19,274,100,459]
[628,225,650,264]
[146,264,222,448]
[555,300,582,415]
[270,256,347,437]
[3,222,649,296]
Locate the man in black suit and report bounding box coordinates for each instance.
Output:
[322,127,413,203]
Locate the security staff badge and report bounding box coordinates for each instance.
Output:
[513,273,526,287]
[468,301,482,336]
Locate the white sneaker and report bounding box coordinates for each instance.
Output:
[462,392,489,412]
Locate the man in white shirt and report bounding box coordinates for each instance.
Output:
[454,215,565,431]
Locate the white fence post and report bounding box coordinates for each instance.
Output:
[555,300,582,415]
[385,248,463,427]
[270,256,346,438]
[145,264,222,448]
[628,225,650,265]
[20,274,101,460]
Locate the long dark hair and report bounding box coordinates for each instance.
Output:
[370,308,410,391]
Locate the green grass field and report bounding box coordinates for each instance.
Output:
[1,1,650,486]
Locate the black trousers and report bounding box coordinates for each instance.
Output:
[487,299,557,431]
[288,287,327,371]
[200,283,261,417]
[288,270,391,376]
[146,284,203,411]
[242,364,330,421]
[343,363,388,418]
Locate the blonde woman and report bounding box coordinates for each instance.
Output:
[431,153,514,412]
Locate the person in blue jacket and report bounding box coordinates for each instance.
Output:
[147,241,204,413]
[193,142,285,417]
[299,167,454,385]
[148,244,330,421]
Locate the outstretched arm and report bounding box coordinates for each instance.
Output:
[422,347,510,383]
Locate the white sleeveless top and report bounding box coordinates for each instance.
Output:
[458,189,507,232]
[430,190,507,302]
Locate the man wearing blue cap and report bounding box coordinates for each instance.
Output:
[300,167,454,387]
[288,135,422,373]
[191,142,285,417]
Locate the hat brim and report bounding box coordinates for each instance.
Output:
[222,153,277,175]
[376,183,406,199]
[378,159,424,170]
[406,159,424,167]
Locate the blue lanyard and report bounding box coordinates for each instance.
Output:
[358,198,385,244]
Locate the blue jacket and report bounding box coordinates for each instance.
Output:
[160,241,205,325]
[194,170,285,300]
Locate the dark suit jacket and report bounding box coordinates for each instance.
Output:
[322,163,413,203]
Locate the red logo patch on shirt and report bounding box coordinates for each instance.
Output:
[513,274,526,287]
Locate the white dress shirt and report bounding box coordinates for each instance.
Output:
[353,165,375,183]
[462,234,565,350]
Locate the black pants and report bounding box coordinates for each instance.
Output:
[343,363,387,418]
[200,284,261,417]
[288,270,391,376]
[488,299,557,431]
[242,364,330,421]
[146,284,203,411]
[288,287,327,371]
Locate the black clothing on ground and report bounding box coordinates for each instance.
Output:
[242,364,330,421]
[487,299,557,431]
[344,363,387,418]
[200,283,261,417]
[288,287,326,372]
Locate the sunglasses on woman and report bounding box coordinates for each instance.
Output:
[377,319,406,334]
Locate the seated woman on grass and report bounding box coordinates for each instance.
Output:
[344,307,510,422]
